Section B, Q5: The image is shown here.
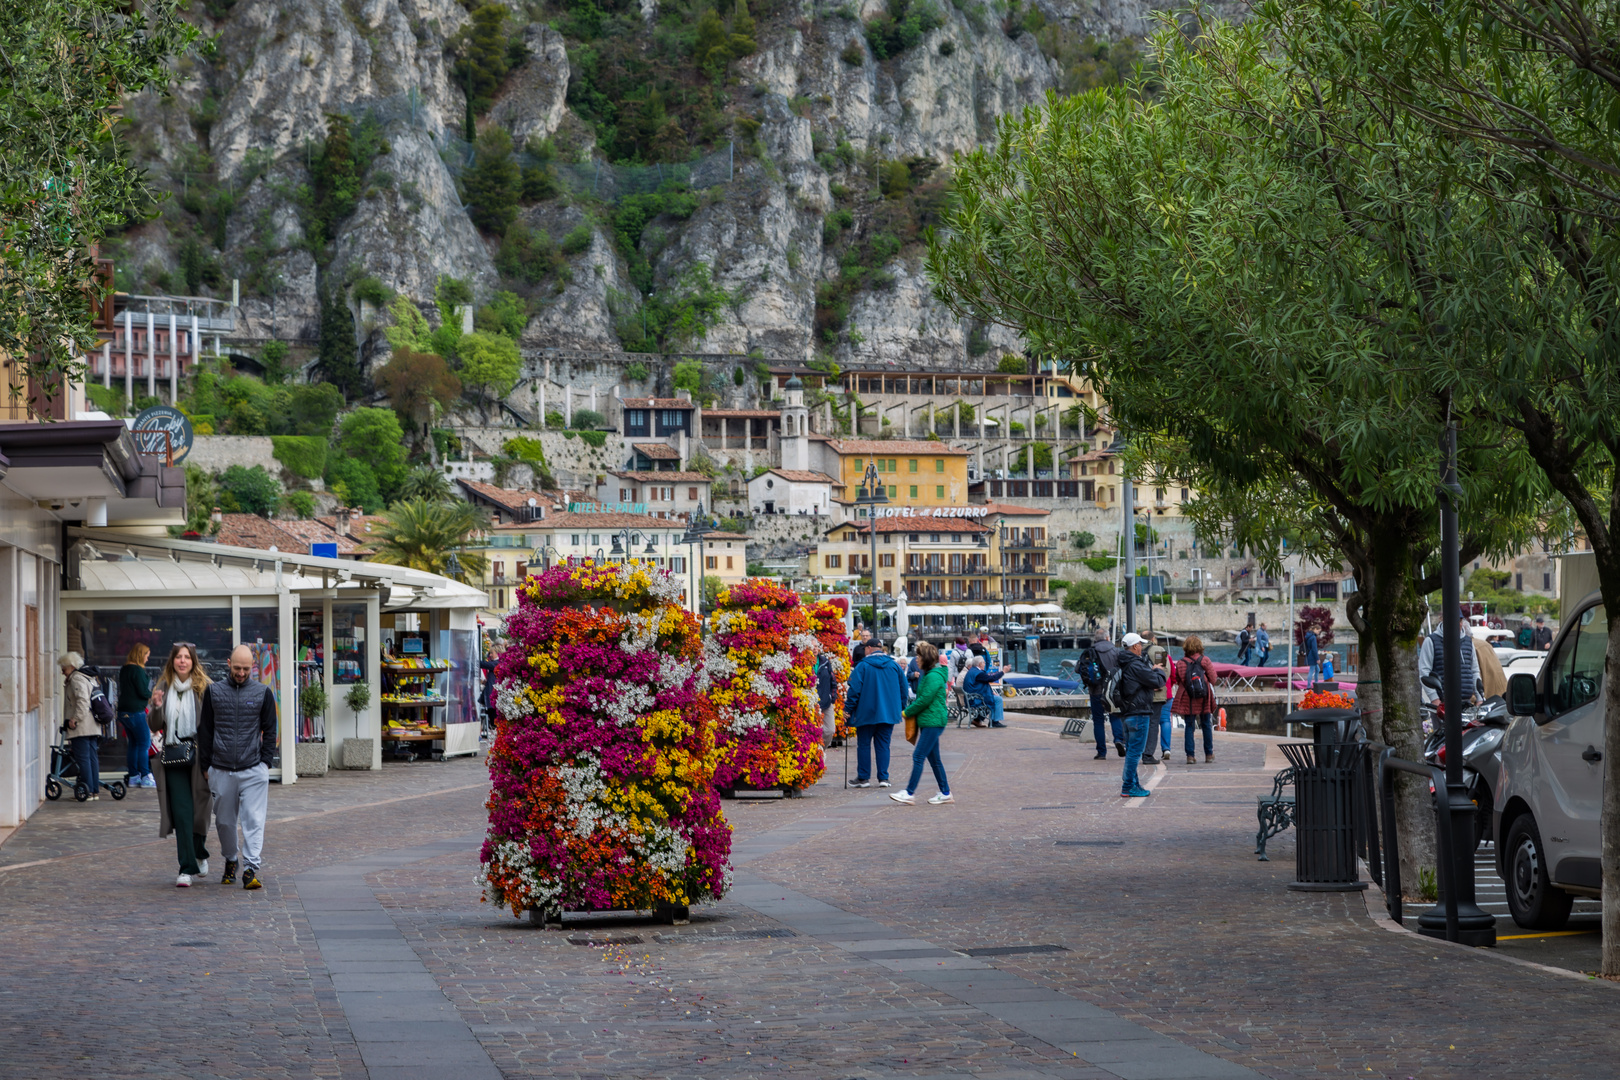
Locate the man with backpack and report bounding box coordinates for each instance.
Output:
[1113,633,1166,798]
[1087,635,1125,758]
[1237,625,1253,666]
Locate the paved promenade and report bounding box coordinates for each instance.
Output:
[2,715,1614,1079]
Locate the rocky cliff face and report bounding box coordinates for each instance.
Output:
[113,0,1206,385]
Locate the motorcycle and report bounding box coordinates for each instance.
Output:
[1421,682,1508,849]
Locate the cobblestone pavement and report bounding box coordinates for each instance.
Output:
[3,720,1617,1079]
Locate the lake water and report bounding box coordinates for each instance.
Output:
[1007,641,1355,677]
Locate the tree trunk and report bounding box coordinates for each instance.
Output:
[1367,527,1436,888]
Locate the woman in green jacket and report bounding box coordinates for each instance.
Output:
[891,642,953,805]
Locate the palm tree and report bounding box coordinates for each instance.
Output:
[367,498,488,583]
[398,464,454,503]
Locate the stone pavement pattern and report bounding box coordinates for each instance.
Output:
[2,721,1616,1079]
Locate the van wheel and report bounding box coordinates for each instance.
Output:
[1505,814,1574,931]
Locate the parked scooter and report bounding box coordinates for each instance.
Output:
[1421,681,1507,849]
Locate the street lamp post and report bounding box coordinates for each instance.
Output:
[680,504,716,615]
[1416,420,1496,946]
[996,516,1009,659]
[854,462,888,633]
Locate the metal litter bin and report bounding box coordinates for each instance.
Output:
[1280,739,1369,892]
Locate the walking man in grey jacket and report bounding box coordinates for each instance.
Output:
[198,645,278,890]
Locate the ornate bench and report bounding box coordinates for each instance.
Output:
[1255,765,1298,861]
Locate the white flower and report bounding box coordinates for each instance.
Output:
[494,683,535,723]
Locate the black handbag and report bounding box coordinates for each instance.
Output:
[160,739,195,768]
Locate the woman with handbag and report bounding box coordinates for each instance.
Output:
[890,642,953,805]
[1170,635,1220,764]
[148,643,214,887]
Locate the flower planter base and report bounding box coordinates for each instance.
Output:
[719,785,802,800]
[524,902,691,928]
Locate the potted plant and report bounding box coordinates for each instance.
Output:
[295,683,330,777]
[345,681,371,715]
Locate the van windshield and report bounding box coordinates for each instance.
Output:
[1549,604,1607,715]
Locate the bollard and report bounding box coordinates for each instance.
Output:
[1218,707,1227,731]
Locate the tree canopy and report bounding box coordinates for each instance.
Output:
[1,0,196,399]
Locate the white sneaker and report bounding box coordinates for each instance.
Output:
[877,781,892,788]
[848,781,871,788]
[176,874,192,888]
[928,792,955,804]
[888,791,916,804]
[196,858,210,876]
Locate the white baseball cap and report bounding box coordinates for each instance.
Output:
[1122,632,1145,647]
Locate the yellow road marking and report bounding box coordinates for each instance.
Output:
[1496,930,1596,940]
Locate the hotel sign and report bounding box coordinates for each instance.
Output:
[869,505,990,519]
[567,502,648,514]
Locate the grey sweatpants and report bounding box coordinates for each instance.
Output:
[209,762,269,870]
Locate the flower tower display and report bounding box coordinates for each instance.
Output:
[807,599,853,740]
[708,580,826,794]
[480,561,731,924]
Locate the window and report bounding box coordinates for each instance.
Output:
[930,534,940,543]
[620,488,630,501]
[626,409,648,432]
[936,485,944,498]
[887,485,897,498]
[1544,572,1552,590]
[909,485,918,498]
[1516,573,1523,591]
[658,409,688,429]
[570,534,581,546]
[1549,604,1608,716]
[590,534,600,546]
[952,534,962,543]
[726,556,734,570]
[879,553,894,567]
[909,459,918,472]
[707,556,718,570]
[1180,487,1190,502]
[936,459,945,472]
[689,486,698,500]
[909,534,919,542]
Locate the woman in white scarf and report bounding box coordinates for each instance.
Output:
[148,644,215,887]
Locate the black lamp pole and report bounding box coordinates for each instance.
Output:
[1416,418,1496,946]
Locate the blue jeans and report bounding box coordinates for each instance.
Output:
[1090,694,1111,753]
[972,692,1004,725]
[1120,714,1150,794]
[70,735,101,795]
[906,726,950,796]
[118,710,152,780]
[1257,648,1271,667]
[1155,700,1172,752]
[1183,712,1214,757]
[1238,645,1252,666]
[856,724,893,783]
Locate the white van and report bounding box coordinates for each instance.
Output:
[1495,592,1607,929]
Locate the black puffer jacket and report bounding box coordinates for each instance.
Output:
[198,676,278,772]
[1114,649,1166,717]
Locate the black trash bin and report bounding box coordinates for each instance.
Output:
[1280,739,1369,892]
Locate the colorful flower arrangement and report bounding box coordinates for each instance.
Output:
[480,560,731,917]
[707,579,826,792]
[1299,689,1356,710]
[806,599,853,739]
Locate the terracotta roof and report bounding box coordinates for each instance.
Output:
[827,516,993,537]
[974,502,1052,517]
[632,444,681,459]
[457,479,550,511]
[621,397,693,409]
[279,518,370,554]
[762,469,837,484]
[1073,447,1118,461]
[538,511,686,529]
[215,514,302,552]
[825,439,972,456]
[703,409,780,419]
[608,471,712,483]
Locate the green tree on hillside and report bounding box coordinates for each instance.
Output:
[319,293,362,399]
[337,408,408,503]
[219,465,281,518]
[450,4,523,117]
[462,128,521,234]
[457,331,521,419]
[383,295,435,354]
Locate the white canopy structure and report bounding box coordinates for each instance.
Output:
[64,530,485,777]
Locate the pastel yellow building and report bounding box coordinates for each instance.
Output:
[820,439,973,516]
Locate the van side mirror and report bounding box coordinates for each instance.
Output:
[1507,672,1539,717]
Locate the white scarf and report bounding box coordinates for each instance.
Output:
[164,678,199,744]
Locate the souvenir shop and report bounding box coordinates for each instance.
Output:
[62,529,484,778]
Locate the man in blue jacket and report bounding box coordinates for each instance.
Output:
[1303,626,1320,683]
[963,656,1007,728]
[1255,623,1272,667]
[845,639,909,788]
[1115,633,1167,798]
